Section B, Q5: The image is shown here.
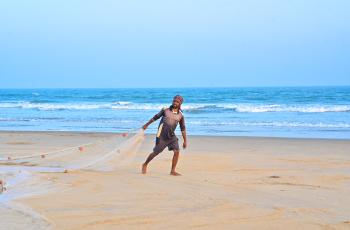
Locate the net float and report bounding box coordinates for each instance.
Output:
[78,146,84,152]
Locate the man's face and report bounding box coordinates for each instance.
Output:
[172,99,181,108]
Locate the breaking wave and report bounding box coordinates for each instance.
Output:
[188,121,350,128]
[0,102,349,113]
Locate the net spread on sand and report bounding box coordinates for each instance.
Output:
[0,129,146,173]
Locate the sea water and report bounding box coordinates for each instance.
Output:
[0,87,349,139]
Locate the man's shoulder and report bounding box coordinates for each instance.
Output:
[162,106,169,111]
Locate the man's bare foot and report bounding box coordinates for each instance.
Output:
[142,163,147,174]
[170,171,181,176]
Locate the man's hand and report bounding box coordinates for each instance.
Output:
[183,141,187,149]
[142,119,154,130]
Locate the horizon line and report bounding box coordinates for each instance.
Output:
[1,85,350,90]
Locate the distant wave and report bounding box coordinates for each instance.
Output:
[188,121,350,128]
[0,101,349,113]
[231,104,350,113]
[0,102,109,111]
[0,117,64,122]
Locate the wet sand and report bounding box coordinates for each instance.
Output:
[1,131,350,229]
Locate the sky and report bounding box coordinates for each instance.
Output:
[0,0,349,88]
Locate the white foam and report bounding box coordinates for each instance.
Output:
[234,104,350,113]
[1,101,349,113]
[112,101,132,105]
[188,121,350,128]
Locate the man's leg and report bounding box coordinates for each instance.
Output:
[170,150,181,176]
[142,152,158,174]
[142,138,166,174]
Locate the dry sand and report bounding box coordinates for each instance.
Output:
[1,131,350,229]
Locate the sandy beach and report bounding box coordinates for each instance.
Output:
[1,131,350,229]
[2,0,350,228]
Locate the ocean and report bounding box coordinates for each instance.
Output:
[0,87,349,139]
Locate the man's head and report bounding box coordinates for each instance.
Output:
[172,95,184,109]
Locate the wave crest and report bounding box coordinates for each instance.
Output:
[0,102,349,113]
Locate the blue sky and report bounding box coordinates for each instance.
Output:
[0,0,349,88]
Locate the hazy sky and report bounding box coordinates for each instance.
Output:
[1,0,349,88]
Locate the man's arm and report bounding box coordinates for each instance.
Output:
[142,108,164,130]
[142,118,154,130]
[180,116,187,149]
[181,130,187,149]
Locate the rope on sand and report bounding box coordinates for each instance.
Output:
[0,131,136,162]
[66,129,145,171]
[0,142,97,162]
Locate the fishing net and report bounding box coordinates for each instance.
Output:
[0,129,146,173]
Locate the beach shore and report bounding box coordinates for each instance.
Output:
[1,131,350,229]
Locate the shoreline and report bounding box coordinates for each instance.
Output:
[1,130,350,141]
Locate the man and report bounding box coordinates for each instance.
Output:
[142,95,187,176]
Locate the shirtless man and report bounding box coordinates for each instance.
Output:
[142,95,187,176]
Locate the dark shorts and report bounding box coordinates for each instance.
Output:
[153,136,180,155]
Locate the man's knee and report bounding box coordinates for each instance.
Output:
[147,152,158,160]
[173,150,180,156]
